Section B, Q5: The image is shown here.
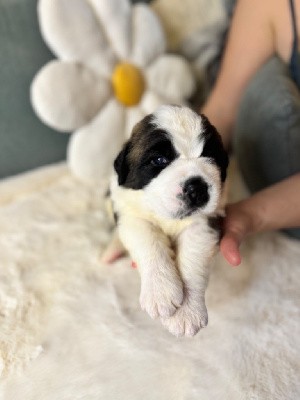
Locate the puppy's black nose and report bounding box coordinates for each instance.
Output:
[183,177,209,208]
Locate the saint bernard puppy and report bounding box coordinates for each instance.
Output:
[104,105,228,337]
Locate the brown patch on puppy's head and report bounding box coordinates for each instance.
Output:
[114,114,178,189]
[127,115,153,165]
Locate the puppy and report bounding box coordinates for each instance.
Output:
[105,105,228,337]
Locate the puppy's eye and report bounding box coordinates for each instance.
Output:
[150,156,169,167]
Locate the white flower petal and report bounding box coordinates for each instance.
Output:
[125,106,146,139]
[38,0,116,77]
[129,4,166,67]
[67,99,126,184]
[89,0,132,60]
[146,55,195,103]
[31,61,111,132]
[139,90,167,115]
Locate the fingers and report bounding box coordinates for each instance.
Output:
[220,200,255,267]
[220,232,242,267]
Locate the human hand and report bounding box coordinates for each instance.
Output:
[220,173,300,266]
[220,200,261,267]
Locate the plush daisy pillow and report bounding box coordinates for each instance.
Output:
[31,0,196,184]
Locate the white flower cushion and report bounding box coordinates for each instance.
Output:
[31,0,196,184]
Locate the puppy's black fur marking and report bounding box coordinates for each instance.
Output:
[114,141,131,186]
[200,114,229,182]
[114,115,179,189]
[208,215,223,242]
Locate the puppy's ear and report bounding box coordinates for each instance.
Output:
[200,114,229,182]
[114,141,130,185]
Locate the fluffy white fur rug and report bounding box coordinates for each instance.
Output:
[0,161,299,399]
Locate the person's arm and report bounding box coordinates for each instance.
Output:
[202,0,276,147]
[221,173,300,266]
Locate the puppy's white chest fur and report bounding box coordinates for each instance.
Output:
[111,176,197,238]
[106,105,228,337]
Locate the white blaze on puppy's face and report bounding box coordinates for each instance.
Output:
[113,105,228,220]
[153,105,205,159]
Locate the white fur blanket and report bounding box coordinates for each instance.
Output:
[0,162,299,399]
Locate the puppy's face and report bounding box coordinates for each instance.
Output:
[114,105,228,219]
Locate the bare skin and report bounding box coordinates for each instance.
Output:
[221,174,300,266]
[202,0,300,265]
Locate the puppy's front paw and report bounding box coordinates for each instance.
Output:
[140,274,184,319]
[161,298,208,337]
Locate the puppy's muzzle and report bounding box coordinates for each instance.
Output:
[183,177,209,209]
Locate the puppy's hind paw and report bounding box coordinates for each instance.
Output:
[100,232,126,264]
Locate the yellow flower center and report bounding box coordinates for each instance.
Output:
[112,62,145,107]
